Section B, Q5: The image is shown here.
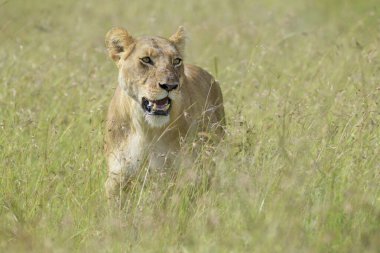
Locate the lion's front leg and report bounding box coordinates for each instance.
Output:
[105,172,129,207]
[105,147,141,208]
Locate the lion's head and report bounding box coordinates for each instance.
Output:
[105,27,186,128]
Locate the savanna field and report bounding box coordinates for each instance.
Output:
[1,0,379,252]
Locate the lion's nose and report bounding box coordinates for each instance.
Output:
[159,83,178,92]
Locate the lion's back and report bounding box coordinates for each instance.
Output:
[184,64,225,134]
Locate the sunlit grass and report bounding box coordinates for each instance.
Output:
[0,0,379,252]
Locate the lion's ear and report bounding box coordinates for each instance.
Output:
[105,27,135,62]
[169,26,186,55]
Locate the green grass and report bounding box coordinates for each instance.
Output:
[1,0,379,252]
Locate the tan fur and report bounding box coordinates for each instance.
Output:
[104,27,225,202]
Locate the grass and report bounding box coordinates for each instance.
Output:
[0,0,379,252]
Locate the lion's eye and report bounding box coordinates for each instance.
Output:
[140,57,153,65]
[173,58,182,66]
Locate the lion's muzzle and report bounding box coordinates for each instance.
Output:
[142,97,172,116]
[159,82,178,92]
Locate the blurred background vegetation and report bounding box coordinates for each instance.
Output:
[0,0,379,252]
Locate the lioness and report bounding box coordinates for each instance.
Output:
[104,26,225,202]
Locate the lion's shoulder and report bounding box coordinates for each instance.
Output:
[184,64,222,102]
[184,64,215,83]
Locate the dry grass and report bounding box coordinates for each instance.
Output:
[0,0,379,252]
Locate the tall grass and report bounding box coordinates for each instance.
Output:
[0,0,379,252]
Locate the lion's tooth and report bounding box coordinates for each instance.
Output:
[153,103,157,110]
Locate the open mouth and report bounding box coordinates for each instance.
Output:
[142,97,171,116]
